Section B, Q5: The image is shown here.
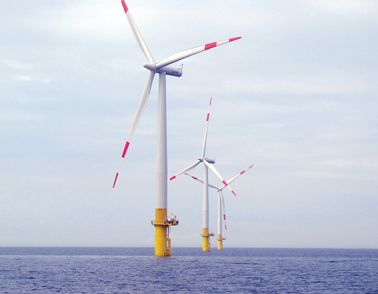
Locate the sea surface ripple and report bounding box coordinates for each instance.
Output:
[0,247,377,293]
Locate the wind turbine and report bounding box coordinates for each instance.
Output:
[184,163,254,250]
[169,98,239,252]
[112,0,242,257]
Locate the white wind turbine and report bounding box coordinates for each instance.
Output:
[169,98,239,252]
[112,0,241,257]
[184,163,254,250]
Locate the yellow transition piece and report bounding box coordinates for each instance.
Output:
[202,228,210,252]
[217,234,223,250]
[154,208,170,257]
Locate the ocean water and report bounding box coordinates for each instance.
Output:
[0,247,377,293]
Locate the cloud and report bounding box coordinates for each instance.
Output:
[0,59,33,71]
[14,75,32,81]
[226,72,373,95]
[0,0,377,248]
[307,0,378,18]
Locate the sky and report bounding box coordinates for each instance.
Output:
[0,0,377,248]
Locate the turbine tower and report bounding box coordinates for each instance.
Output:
[170,98,238,252]
[113,0,241,257]
[184,163,254,250]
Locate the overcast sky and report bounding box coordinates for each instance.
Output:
[1,0,377,248]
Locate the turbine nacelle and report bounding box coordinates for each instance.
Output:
[203,157,215,164]
[144,63,183,77]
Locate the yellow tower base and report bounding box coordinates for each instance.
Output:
[153,208,170,257]
[152,208,178,257]
[201,228,210,252]
[217,234,223,250]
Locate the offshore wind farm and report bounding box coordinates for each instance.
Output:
[170,97,254,252]
[1,0,378,292]
[113,0,242,256]
[184,162,255,251]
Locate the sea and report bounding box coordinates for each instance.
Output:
[0,247,377,293]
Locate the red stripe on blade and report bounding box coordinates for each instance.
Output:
[224,214,227,220]
[229,36,241,42]
[113,172,119,188]
[232,190,237,196]
[192,176,198,180]
[122,141,130,158]
[206,113,210,122]
[222,180,228,186]
[240,170,246,175]
[169,176,176,181]
[121,0,128,13]
[209,97,213,105]
[205,42,217,50]
[249,165,254,169]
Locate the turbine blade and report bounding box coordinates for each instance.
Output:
[155,36,242,69]
[221,164,254,189]
[184,172,218,190]
[184,172,205,184]
[204,161,238,197]
[113,71,155,188]
[202,97,213,158]
[220,191,227,231]
[169,160,201,181]
[121,0,154,63]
